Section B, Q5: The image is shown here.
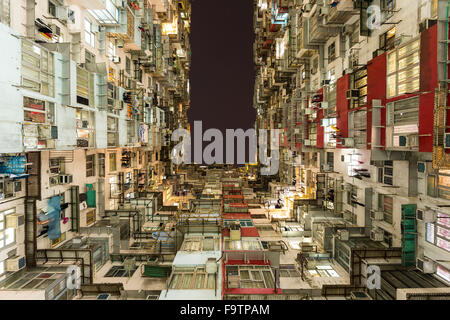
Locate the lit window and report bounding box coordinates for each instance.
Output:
[386,38,420,98]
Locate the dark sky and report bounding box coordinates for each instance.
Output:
[188,0,256,134]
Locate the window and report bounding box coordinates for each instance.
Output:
[308,122,317,146]
[109,153,117,172]
[387,38,420,98]
[378,194,393,224]
[107,116,118,147]
[98,153,105,177]
[381,0,396,21]
[311,57,318,75]
[21,40,55,96]
[84,19,95,47]
[225,265,274,289]
[169,267,215,289]
[351,67,367,109]
[426,212,450,252]
[0,0,10,26]
[438,171,450,200]
[349,20,360,48]
[86,154,96,177]
[48,1,56,16]
[383,161,394,186]
[76,67,94,106]
[105,265,137,277]
[0,209,16,249]
[108,41,116,60]
[437,264,450,283]
[328,42,336,62]
[76,109,95,147]
[380,27,396,52]
[50,232,66,247]
[386,97,420,149]
[126,56,131,75]
[49,158,64,186]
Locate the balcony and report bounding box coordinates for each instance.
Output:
[305,11,339,45]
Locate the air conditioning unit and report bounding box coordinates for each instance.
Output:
[55,6,68,21]
[416,258,437,274]
[370,210,384,221]
[370,228,384,242]
[303,3,313,12]
[321,101,329,109]
[445,133,450,149]
[59,174,73,184]
[321,164,331,172]
[318,5,330,16]
[341,138,355,148]
[38,125,52,140]
[416,209,436,223]
[337,229,349,241]
[343,25,353,35]
[346,89,360,99]
[112,56,121,64]
[6,214,25,229]
[5,256,26,271]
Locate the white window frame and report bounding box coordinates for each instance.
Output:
[84,19,95,48]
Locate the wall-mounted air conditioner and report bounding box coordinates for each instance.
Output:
[318,5,330,16]
[321,164,331,172]
[370,228,384,241]
[5,256,26,271]
[6,214,25,229]
[370,210,384,221]
[341,138,355,148]
[55,6,68,21]
[112,56,121,64]
[416,209,436,223]
[416,258,437,274]
[303,3,312,12]
[337,229,349,241]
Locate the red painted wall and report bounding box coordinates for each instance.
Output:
[420,24,438,152]
[367,52,387,149]
[336,74,350,148]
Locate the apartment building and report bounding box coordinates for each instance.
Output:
[253,0,450,298]
[0,0,191,299]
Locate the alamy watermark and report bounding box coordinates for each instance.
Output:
[171,121,280,175]
[366,265,381,290]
